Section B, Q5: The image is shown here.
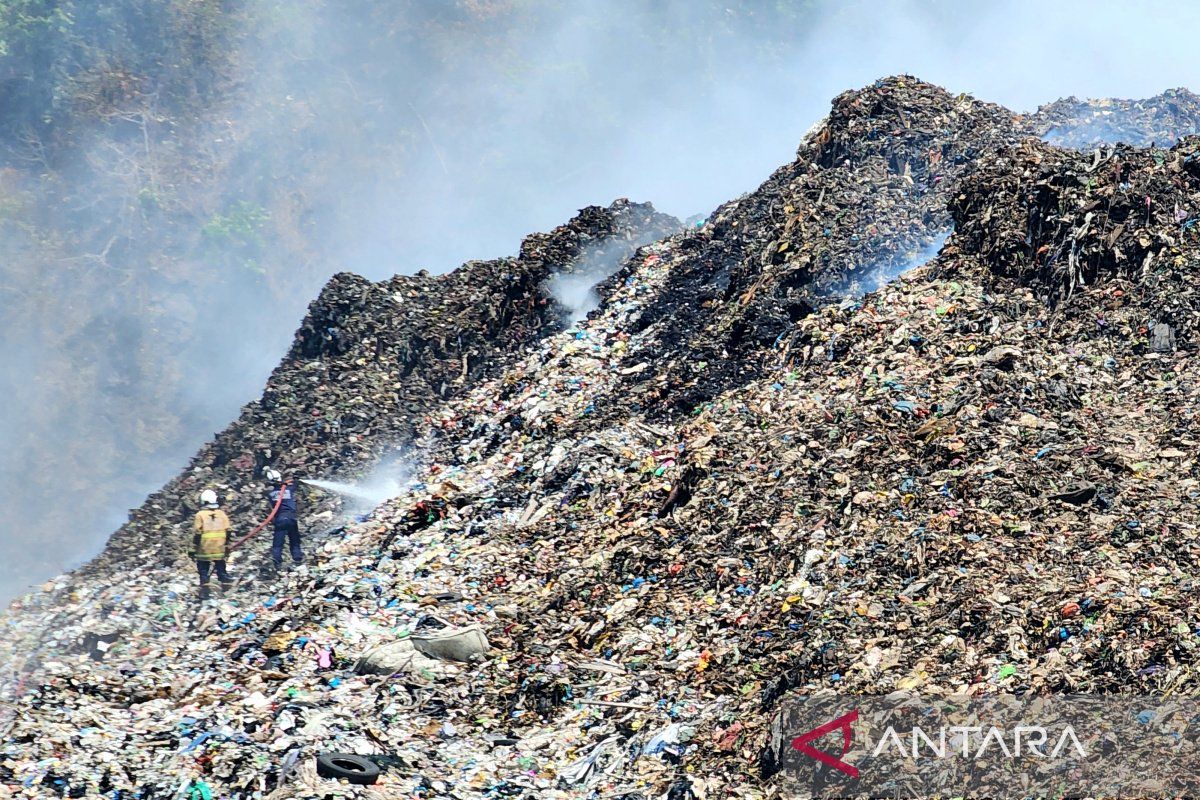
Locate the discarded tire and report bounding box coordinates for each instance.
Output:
[315,753,380,785]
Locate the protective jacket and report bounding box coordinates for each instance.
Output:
[192,508,231,561]
[268,483,298,525]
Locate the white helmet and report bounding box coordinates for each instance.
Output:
[200,489,219,507]
[264,468,282,483]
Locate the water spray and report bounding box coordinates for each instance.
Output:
[300,456,412,509]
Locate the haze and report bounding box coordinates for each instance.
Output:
[0,0,1194,603]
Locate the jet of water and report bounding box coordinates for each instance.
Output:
[300,478,392,506]
[300,456,412,508]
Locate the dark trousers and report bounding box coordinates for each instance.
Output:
[271,520,303,567]
[197,560,230,585]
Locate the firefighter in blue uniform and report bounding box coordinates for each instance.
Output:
[264,468,304,570]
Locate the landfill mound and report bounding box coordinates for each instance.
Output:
[612,80,1200,419]
[76,199,678,575]
[4,76,1200,798]
[621,79,1019,417]
[1033,87,1200,149]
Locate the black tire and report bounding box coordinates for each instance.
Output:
[315,752,380,785]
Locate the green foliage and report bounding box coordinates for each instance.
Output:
[136,184,160,211]
[0,2,73,59]
[203,201,269,243]
[202,201,270,275]
[0,0,233,147]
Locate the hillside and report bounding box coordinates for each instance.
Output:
[0,0,828,603]
[3,76,1200,798]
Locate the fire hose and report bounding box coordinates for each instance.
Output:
[228,481,289,553]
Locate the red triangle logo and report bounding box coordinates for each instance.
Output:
[790,709,860,778]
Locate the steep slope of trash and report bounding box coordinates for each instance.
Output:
[612,77,1180,419]
[617,79,1020,418]
[75,200,677,577]
[3,77,1200,798]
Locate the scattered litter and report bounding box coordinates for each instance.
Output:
[2,75,1200,798]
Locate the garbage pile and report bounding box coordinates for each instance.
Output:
[619,77,1022,417]
[3,76,1200,798]
[621,79,1200,419]
[78,198,677,577]
[1033,87,1200,149]
[952,134,1200,331]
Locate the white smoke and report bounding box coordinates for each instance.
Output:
[546,222,672,324]
[547,271,605,323]
[866,231,952,293]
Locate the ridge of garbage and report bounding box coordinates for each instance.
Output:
[3,75,1200,798]
[1032,87,1200,149]
[79,199,679,578]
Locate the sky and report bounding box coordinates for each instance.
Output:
[286,0,1200,283]
[469,0,1200,258]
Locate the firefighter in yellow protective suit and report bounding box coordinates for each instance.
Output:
[193,489,234,599]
